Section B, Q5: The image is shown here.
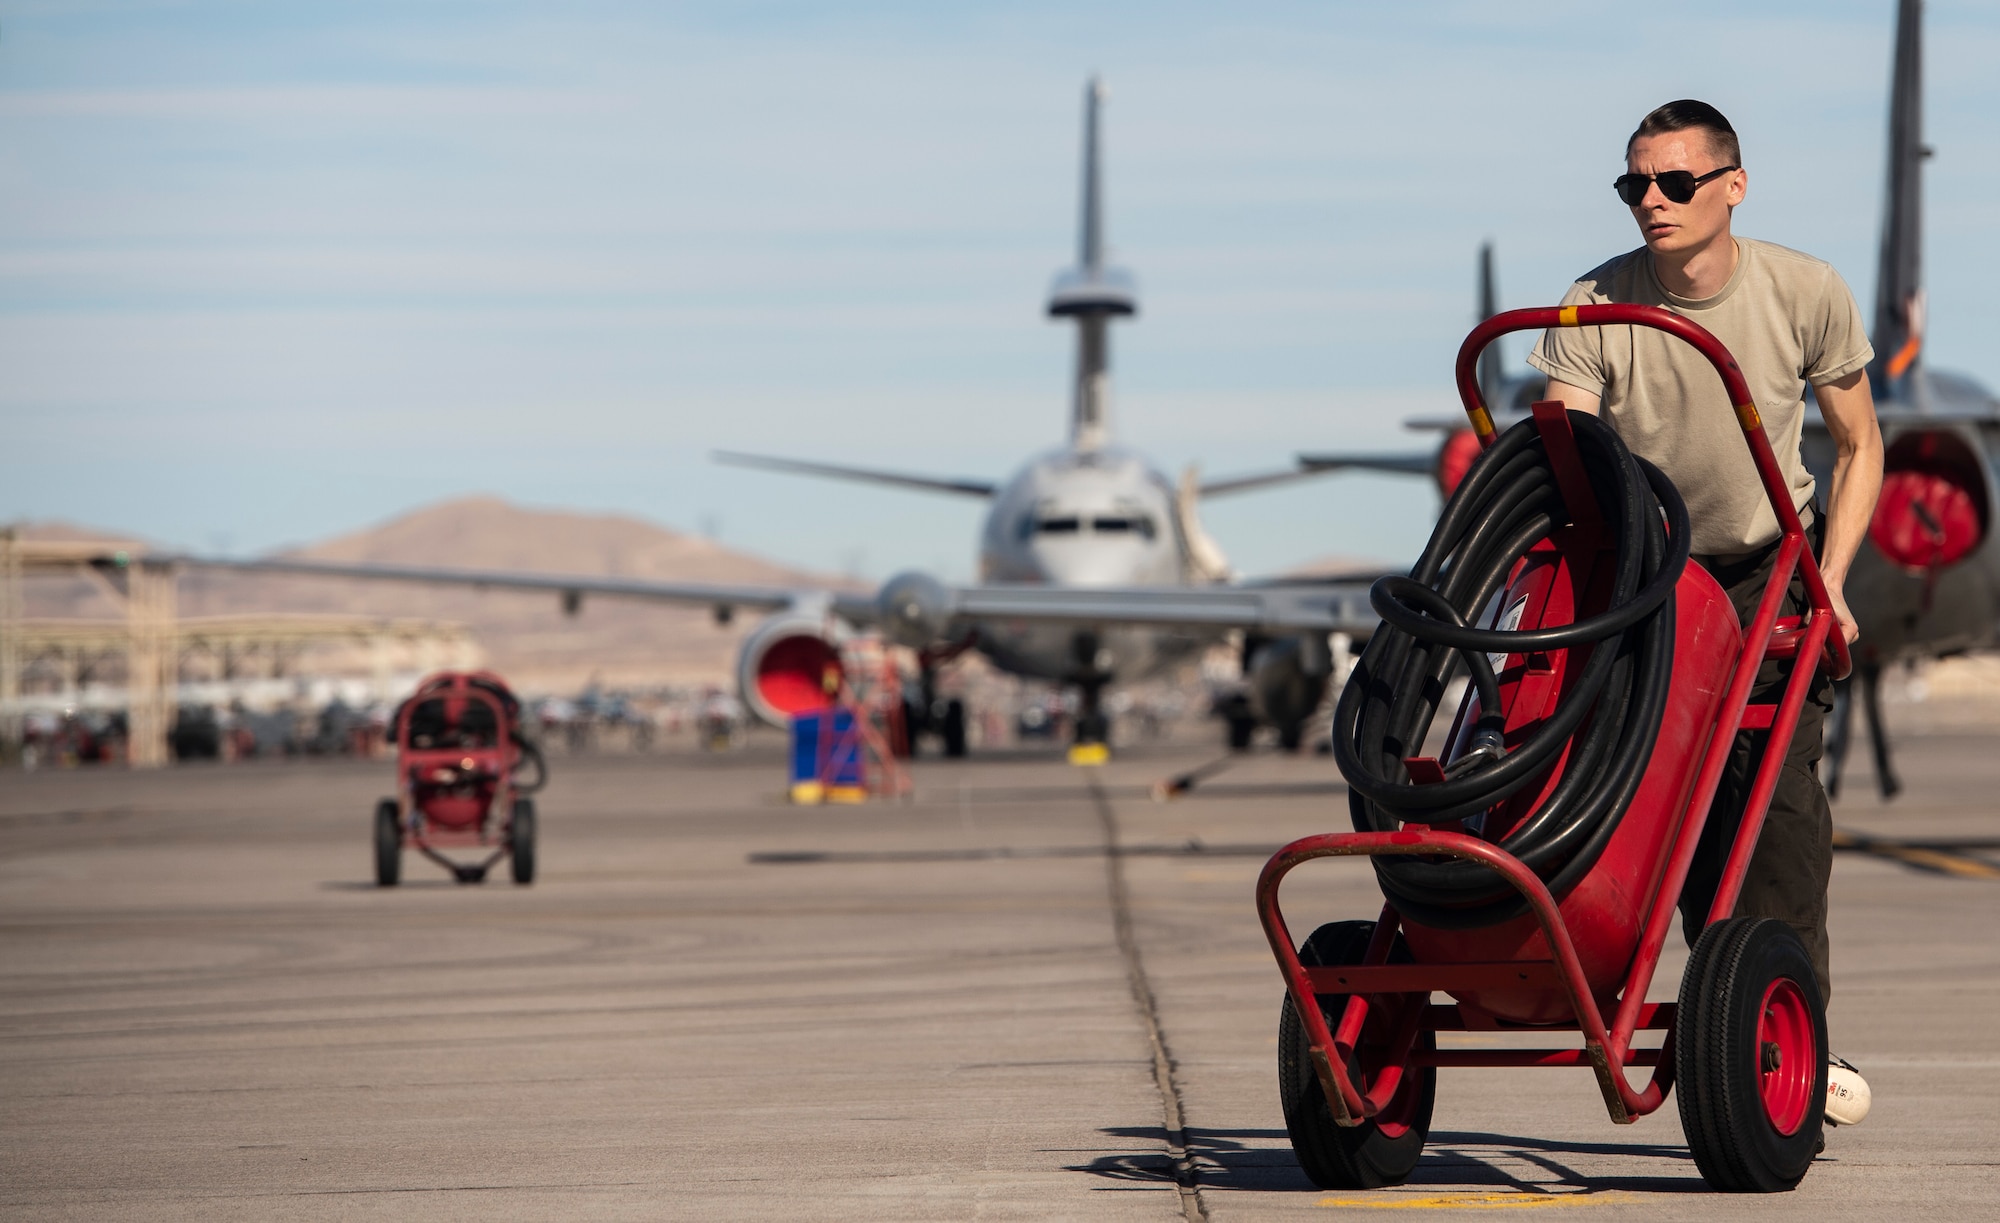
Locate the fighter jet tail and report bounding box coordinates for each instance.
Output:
[1047,77,1136,453]
[1871,0,1926,405]
[1476,241,1504,410]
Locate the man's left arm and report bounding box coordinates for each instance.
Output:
[1811,369,1884,645]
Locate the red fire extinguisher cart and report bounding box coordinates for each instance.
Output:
[375,670,543,886]
[1259,305,1852,1193]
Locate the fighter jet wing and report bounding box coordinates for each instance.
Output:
[1396,414,1527,434]
[1196,465,1386,498]
[112,553,880,623]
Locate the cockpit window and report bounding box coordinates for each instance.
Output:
[1019,513,1154,540]
[1091,516,1156,540]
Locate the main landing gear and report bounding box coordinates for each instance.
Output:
[898,655,970,760]
[1219,693,1310,754]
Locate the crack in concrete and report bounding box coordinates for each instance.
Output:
[1091,778,1210,1223]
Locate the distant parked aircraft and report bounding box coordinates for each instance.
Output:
[127,79,1381,761]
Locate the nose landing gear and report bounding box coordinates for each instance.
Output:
[1069,677,1111,766]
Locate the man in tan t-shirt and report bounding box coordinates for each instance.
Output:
[1530,99,1883,1126]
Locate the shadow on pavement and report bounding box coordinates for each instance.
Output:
[319,879,483,891]
[1067,1126,1315,1193]
[1069,1125,1706,1196]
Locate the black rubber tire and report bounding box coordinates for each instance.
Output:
[1226,715,1256,752]
[510,798,537,885]
[1278,921,1435,1189]
[941,699,968,758]
[1675,916,1827,1192]
[373,799,401,887]
[1278,720,1306,753]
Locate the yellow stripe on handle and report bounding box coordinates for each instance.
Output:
[1469,404,1495,440]
[1735,402,1761,431]
[1558,305,1580,327]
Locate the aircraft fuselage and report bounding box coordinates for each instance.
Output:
[971,445,1214,684]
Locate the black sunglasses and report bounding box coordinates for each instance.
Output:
[1613,165,1738,206]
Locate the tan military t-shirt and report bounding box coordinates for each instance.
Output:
[1527,238,1872,556]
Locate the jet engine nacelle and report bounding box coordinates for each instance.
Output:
[1869,427,1992,574]
[876,570,955,648]
[735,612,847,728]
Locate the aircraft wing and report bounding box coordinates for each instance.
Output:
[112,554,1388,640]
[117,554,880,622]
[932,577,1385,635]
[1293,451,1436,475]
[1196,466,1367,498]
[714,451,998,497]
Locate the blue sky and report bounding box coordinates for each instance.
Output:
[4,0,1996,581]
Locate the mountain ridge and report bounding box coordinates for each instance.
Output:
[17,496,856,691]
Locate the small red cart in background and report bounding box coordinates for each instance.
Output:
[375,671,545,886]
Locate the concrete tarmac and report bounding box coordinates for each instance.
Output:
[3,731,1997,1220]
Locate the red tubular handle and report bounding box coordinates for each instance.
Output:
[1454,304,1851,681]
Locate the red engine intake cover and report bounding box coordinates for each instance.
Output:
[1435,428,1483,498]
[1401,543,1742,1024]
[1869,428,1989,573]
[756,634,844,718]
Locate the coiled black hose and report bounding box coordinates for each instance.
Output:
[1332,411,1690,929]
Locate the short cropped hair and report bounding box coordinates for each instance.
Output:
[1627,100,1741,169]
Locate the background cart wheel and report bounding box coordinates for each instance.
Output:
[940,699,968,758]
[509,798,537,885]
[1278,920,1435,1189]
[1675,916,1828,1192]
[373,799,401,887]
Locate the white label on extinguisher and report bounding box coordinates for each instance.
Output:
[1487,592,1529,678]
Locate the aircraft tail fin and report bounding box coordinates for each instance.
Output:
[1872,0,1927,403]
[1080,76,1104,272]
[1047,77,1135,452]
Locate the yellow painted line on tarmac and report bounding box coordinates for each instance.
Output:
[1831,829,2000,879]
[1318,1191,1633,1211]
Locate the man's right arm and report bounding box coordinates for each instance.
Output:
[1526,279,1608,413]
[1541,378,1602,415]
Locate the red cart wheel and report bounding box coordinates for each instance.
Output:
[1675,917,1827,1191]
[1277,921,1435,1189]
[1757,977,1815,1134]
[373,799,401,888]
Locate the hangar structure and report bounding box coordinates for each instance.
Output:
[0,531,474,766]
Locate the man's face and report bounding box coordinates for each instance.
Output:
[1625,129,1745,258]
